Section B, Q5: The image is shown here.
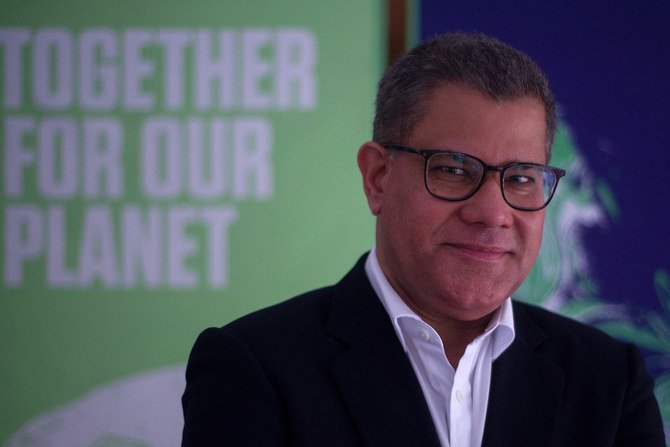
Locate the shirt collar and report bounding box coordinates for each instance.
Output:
[365,246,515,359]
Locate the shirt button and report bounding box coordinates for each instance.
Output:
[455,390,464,403]
[419,330,430,341]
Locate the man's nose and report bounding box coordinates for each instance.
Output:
[457,174,513,228]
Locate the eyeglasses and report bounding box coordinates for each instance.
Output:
[385,144,566,211]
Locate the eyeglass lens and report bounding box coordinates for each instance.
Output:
[425,152,558,210]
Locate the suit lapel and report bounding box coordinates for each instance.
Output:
[325,256,441,447]
[482,302,565,447]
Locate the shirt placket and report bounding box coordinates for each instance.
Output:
[449,339,481,447]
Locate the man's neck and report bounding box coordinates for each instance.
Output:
[418,310,494,369]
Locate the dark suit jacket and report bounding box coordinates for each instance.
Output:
[182,255,664,446]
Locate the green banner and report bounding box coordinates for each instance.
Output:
[1,1,383,444]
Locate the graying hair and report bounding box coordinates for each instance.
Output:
[373,32,556,159]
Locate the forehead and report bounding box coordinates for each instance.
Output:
[408,83,548,164]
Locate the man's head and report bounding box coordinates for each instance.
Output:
[373,32,556,159]
[358,33,560,325]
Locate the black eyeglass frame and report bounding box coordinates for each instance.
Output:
[384,144,567,212]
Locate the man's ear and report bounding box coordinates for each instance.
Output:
[357,141,391,215]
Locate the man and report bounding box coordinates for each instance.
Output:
[181,32,664,446]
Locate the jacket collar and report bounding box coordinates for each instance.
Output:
[482,301,565,447]
[325,254,441,447]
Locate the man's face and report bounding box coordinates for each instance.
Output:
[359,83,548,323]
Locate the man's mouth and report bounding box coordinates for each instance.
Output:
[445,243,511,261]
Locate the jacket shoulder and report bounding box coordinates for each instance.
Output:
[223,285,336,339]
[512,300,634,362]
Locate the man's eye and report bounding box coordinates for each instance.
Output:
[506,174,534,184]
[436,165,467,175]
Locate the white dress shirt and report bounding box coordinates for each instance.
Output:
[365,247,515,447]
